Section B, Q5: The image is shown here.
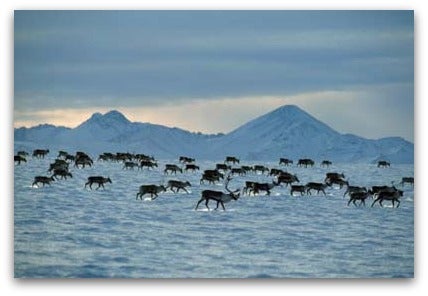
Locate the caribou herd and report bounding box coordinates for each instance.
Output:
[15,149,413,210]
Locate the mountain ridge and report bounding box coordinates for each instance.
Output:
[14,105,413,163]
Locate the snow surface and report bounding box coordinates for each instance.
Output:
[14,152,414,278]
[14,105,414,163]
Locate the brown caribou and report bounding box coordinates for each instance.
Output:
[279,158,293,166]
[290,185,307,196]
[164,164,183,174]
[32,149,49,158]
[377,160,391,168]
[253,165,269,175]
[195,175,240,211]
[139,160,158,170]
[400,177,414,187]
[184,164,200,172]
[14,155,27,165]
[85,176,112,190]
[343,185,368,198]
[297,158,314,168]
[276,173,300,187]
[166,180,191,193]
[136,184,167,200]
[305,182,328,196]
[347,191,373,207]
[225,156,240,164]
[179,156,195,163]
[248,181,279,196]
[52,168,73,180]
[371,190,403,208]
[321,160,332,167]
[32,176,55,187]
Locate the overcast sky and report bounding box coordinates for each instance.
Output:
[14,10,414,141]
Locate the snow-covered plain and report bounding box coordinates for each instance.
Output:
[14,153,414,278]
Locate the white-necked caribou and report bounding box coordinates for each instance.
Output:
[195,175,240,211]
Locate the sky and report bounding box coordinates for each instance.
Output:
[14,10,414,141]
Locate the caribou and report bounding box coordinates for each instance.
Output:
[242,181,257,195]
[276,173,299,187]
[139,160,158,170]
[14,155,27,165]
[57,150,69,159]
[321,160,332,167]
[85,176,112,190]
[326,177,348,189]
[123,161,139,170]
[343,185,368,198]
[48,159,69,172]
[290,185,307,196]
[253,165,269,175]
[75,157,93,168]
[32,176,55,187]
[230,167,246,176]
[200,170,224,184]
[136,184,166,200]
[347,191,372,207]
[52,168,73,180]
[324,172,345,183]
[400,177,414,187]
[17,151,29,157]
[371,190,403,208]
[216,163,231,172]
[166,180,192,193]
[305,182,328,196]
[164,164,183,175]
[195,175,240,211]
[377,160,391,168]
[297,158,314,168]
[225,156,240,164]
[184,164,200,172]
[269,168,285,176]
[32,149,49,158]
[179,156,195,163]
[248,181,279,196]
[279,158,293,166]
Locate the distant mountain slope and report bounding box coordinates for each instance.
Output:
[207,105,413,163]
[14,105,414,163]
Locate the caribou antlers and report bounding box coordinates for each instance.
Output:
[195,173,240,211]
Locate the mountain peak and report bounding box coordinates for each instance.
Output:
[269,104,311,118]
[77,110,131,129]
[102,110,131,124]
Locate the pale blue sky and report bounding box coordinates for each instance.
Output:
[14,10,414,141]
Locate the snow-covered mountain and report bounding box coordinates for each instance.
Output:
[14,105,414,163]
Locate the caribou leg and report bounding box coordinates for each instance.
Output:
[195,199,204,210]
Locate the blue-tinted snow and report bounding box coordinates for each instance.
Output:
[14,155,414,278]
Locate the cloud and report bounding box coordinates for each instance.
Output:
[13,11,414,142]
[14,83,414,142]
